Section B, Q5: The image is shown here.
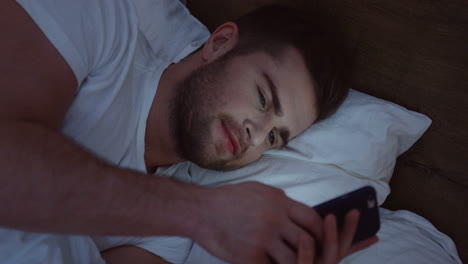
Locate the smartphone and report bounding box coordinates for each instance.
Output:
[313,186,380,244]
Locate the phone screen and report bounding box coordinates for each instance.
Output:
[313,186,380,243]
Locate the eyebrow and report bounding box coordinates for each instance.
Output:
[262,71,290,146]
[262,71,283,116]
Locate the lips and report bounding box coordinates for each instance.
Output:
[221,121,241,155]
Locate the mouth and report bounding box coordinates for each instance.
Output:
[221,121,241,155]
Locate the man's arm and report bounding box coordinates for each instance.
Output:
[0,0,199,237]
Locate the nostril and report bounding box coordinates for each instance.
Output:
[246,127,251,138]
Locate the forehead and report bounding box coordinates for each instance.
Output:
[244,47,318,138]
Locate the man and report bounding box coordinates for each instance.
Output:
[0,0,376,263]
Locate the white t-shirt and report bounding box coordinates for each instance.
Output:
[16,0,210,263]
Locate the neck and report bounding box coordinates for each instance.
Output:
[144,50,203,169]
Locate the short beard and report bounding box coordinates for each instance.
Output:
[169,55,233,170]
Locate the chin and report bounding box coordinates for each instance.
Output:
[186,142,256,171]
[189,156,234,171]
[198,158,252,171]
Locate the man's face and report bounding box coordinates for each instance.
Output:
[171,46,317,170]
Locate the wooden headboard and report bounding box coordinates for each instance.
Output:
[188,0,468,261]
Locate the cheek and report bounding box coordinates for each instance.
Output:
[222,86,257,114]
[216,73,255,106]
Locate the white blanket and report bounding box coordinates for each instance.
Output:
[0,207,461,264]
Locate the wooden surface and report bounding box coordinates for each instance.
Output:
[187,0,468,262]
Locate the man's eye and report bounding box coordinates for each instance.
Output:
[268,130,275,145]
[258,88,266,108]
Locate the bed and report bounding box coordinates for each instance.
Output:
[186,0,468,262]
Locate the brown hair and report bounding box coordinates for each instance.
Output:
[230,4,350,121]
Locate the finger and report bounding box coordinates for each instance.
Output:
[281,223,310,250]
[288,201,324,242]
[297,235,315,264]
[338,209,360,258]
[349,236,379,255]
[319,214,339,264]
[268,240,296,264]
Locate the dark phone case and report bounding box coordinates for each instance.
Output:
[313,186,380,244]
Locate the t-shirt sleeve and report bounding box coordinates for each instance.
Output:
[92,235,194,264]
[16,0,138,86]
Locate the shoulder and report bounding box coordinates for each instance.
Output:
[16,0,139,84]
[132,0,210,63]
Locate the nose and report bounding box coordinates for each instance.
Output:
[243,115,274,147]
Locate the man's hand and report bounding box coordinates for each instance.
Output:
[191,181,324,264]
[190,182,378,264]
[297,210,379,264]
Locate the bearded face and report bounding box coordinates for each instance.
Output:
[169,47,318,171]
[170,54,235,170]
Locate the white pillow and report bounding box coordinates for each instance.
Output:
[281,89,431,183]
[164,89,431,205]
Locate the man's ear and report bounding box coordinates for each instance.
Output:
[201,22,239,62]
